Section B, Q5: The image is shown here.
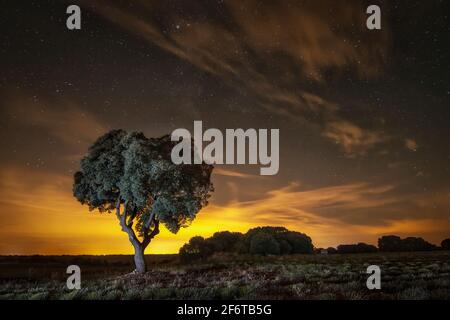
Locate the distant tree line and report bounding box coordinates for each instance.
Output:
[179,226,450,261]
[318,236,450,254]
[179,226,314,262]
[378,235,437,252]
[336,243,378,254]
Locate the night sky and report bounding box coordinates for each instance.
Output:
[1,0,450,254]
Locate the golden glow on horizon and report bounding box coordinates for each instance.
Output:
[1,166,449,255]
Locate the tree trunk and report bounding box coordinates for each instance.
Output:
[115,199,157,274]
[133,245,146,274]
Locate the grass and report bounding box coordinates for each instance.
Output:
[1,251,450,299]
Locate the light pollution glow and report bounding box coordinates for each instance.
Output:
[1,166,449,255]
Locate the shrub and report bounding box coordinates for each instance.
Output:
[378,235,436,252]
[327,247,338,254]
[283,231,314,254]
[278,239,293,255]
[337,243,377,254]
[249,233,280,255]
[378,235,403,252]
[179,226,314,257]
[208,231,243,252]
[179,236,214,263]
[402,237,436,251]
[441,239,450,250]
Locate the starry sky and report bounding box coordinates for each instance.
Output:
[1,0,450,254]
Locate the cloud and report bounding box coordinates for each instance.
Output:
[1,165,449,253]
[214,168,262,179]
[3,96,107,147]
[83,0,392,157]
[405,138,418,151]
[322,121,388,156]
[0,166,203,254]
[227,0,389,80]
[199,181,450,247]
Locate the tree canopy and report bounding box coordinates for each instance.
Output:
[179,226,314,262]
[378,235,436,252]
[74,130,214,234]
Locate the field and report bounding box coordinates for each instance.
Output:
[1,251,450,300]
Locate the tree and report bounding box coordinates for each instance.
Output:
[337,243,377,254]
[378,235,436,252]
[179,236,214,263]
[326,247,338,254]
[208,231,243,253]
[441,239,450,250]
[283,231,314,254]
[249,233,280,255]
[402,237,436,251]
[278,239,293,255]
[378,235,403,252]
[179,226,314,257]
[73,130,214,273]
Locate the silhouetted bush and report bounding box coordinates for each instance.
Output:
[208,231,243,253]
[249,233,281,255]
[402,237,436,251]
[278,239,293,255]
[441,239,450,250]
[243,227,314,255]
[179,226,314,259]
[378,235,436,252]
[337,243,377,254]
[179,236,214,263]
[327,247,338,254]
[284,231,314,254]
[378,235,403,252]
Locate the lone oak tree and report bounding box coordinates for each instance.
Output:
[73,130,214,273]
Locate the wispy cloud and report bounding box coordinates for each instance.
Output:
[322,120,389,157]
[3,95,107,147]
[214,168,264,179]
[83,0,392,157]
[199,181,450,247]
[1,165,449,253]
[405,138,418,151]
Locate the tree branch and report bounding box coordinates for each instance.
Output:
[116,198,141,247]
[115,197,122,220]
[144,210,156,229]
[127,208,137,227]
[142,220,160,249]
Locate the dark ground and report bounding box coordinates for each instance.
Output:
[1,251,450,299]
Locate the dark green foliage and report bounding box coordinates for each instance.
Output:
[249,233,281,255]
[402,237,436,251]
[378,235,403,252]
[283,231,314,254]
[179,236,214,263]
[327,247,338,254]
[278,239,293,255]
[243,227,314,254]
[73,130,214,235]
[179,226,314,261]
[208,231,243,252]
[441,239,450,250]
[337,243,378,254]
[379,235,436,252]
